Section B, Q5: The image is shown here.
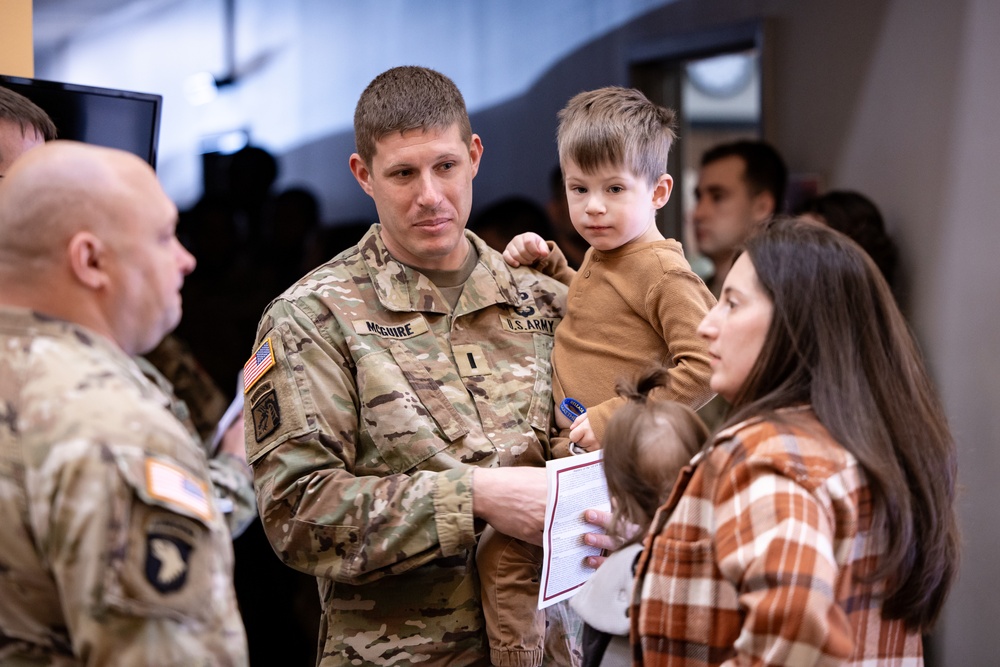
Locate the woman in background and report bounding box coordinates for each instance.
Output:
[797,189,899,290]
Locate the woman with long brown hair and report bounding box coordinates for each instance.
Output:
[631,217,959,665]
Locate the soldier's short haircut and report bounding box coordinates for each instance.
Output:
[701,140,787,213]
[556,86,677,186]
[353,66,472,165]
[0,86,58,141]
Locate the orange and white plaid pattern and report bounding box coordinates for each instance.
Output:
[631,407,924,666]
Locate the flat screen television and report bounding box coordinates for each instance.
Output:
[0,75,162,169]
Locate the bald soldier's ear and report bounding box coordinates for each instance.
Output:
[67,231,111,290]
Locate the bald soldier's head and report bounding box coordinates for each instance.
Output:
[0,141,196,355]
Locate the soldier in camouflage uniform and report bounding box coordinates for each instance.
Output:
[1,82,257,542]
[0,141,248,665]
[244,66,579,665]
[143,333,231,444]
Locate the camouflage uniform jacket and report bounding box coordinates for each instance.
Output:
[245,225,567,666]
[143,333,230,444]
[0,309,248,666]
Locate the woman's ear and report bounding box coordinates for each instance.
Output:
[67,231,110,290]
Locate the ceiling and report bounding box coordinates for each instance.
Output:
[32,0,177,55]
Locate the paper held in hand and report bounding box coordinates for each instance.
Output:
[537,449,612,609]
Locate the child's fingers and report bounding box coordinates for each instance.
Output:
[532,236,551,259]
[502,247,521,267]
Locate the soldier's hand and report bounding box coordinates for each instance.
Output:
[472,467,547,546]
[502,232,549,267]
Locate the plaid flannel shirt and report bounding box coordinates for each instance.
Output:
[631,406,924,666]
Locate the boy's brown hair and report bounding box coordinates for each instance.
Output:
[353,66,472,165]
[556,86,676,185]
[602,366,707,546]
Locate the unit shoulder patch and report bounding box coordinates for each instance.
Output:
[144,516,196,594]
[249,380,281,443]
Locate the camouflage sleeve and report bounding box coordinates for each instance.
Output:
[244,298,477,585]
[207,452,258,538]
[32,441,247,665]
[133,354,257,539]
[143,333,229,443]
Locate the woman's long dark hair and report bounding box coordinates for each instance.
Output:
[724,217,959,631]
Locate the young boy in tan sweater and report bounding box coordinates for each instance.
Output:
[478,86,715,666]
[505,86,715,454]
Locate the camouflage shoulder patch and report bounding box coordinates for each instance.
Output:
[243,337,276,393]
[249,380,281,443]
[144,458,212,522]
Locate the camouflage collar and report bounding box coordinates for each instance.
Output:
[0,306,153,389]
[358,225,526,314]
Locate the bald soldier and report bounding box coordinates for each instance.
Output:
[0,141,247,665]
[0,83,256,539]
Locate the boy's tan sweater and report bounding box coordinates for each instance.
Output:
[539,239,716,457]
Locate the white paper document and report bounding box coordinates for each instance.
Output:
[537,449,612,609]
[209,374,246,454]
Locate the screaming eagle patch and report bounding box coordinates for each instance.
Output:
[144,518,196,594]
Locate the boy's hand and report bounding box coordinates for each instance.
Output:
[503,232,550,267]
[570,414,600,452]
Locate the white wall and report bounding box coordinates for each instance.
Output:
[914,0,1000,661]
[36,0,673,212]
[746,1,1000,661]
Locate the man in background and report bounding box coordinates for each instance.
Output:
[693,139,787,295]
[0,86,56,176]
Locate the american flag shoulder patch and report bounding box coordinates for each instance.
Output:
[145,458,212,522]
[243,337,275,393]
